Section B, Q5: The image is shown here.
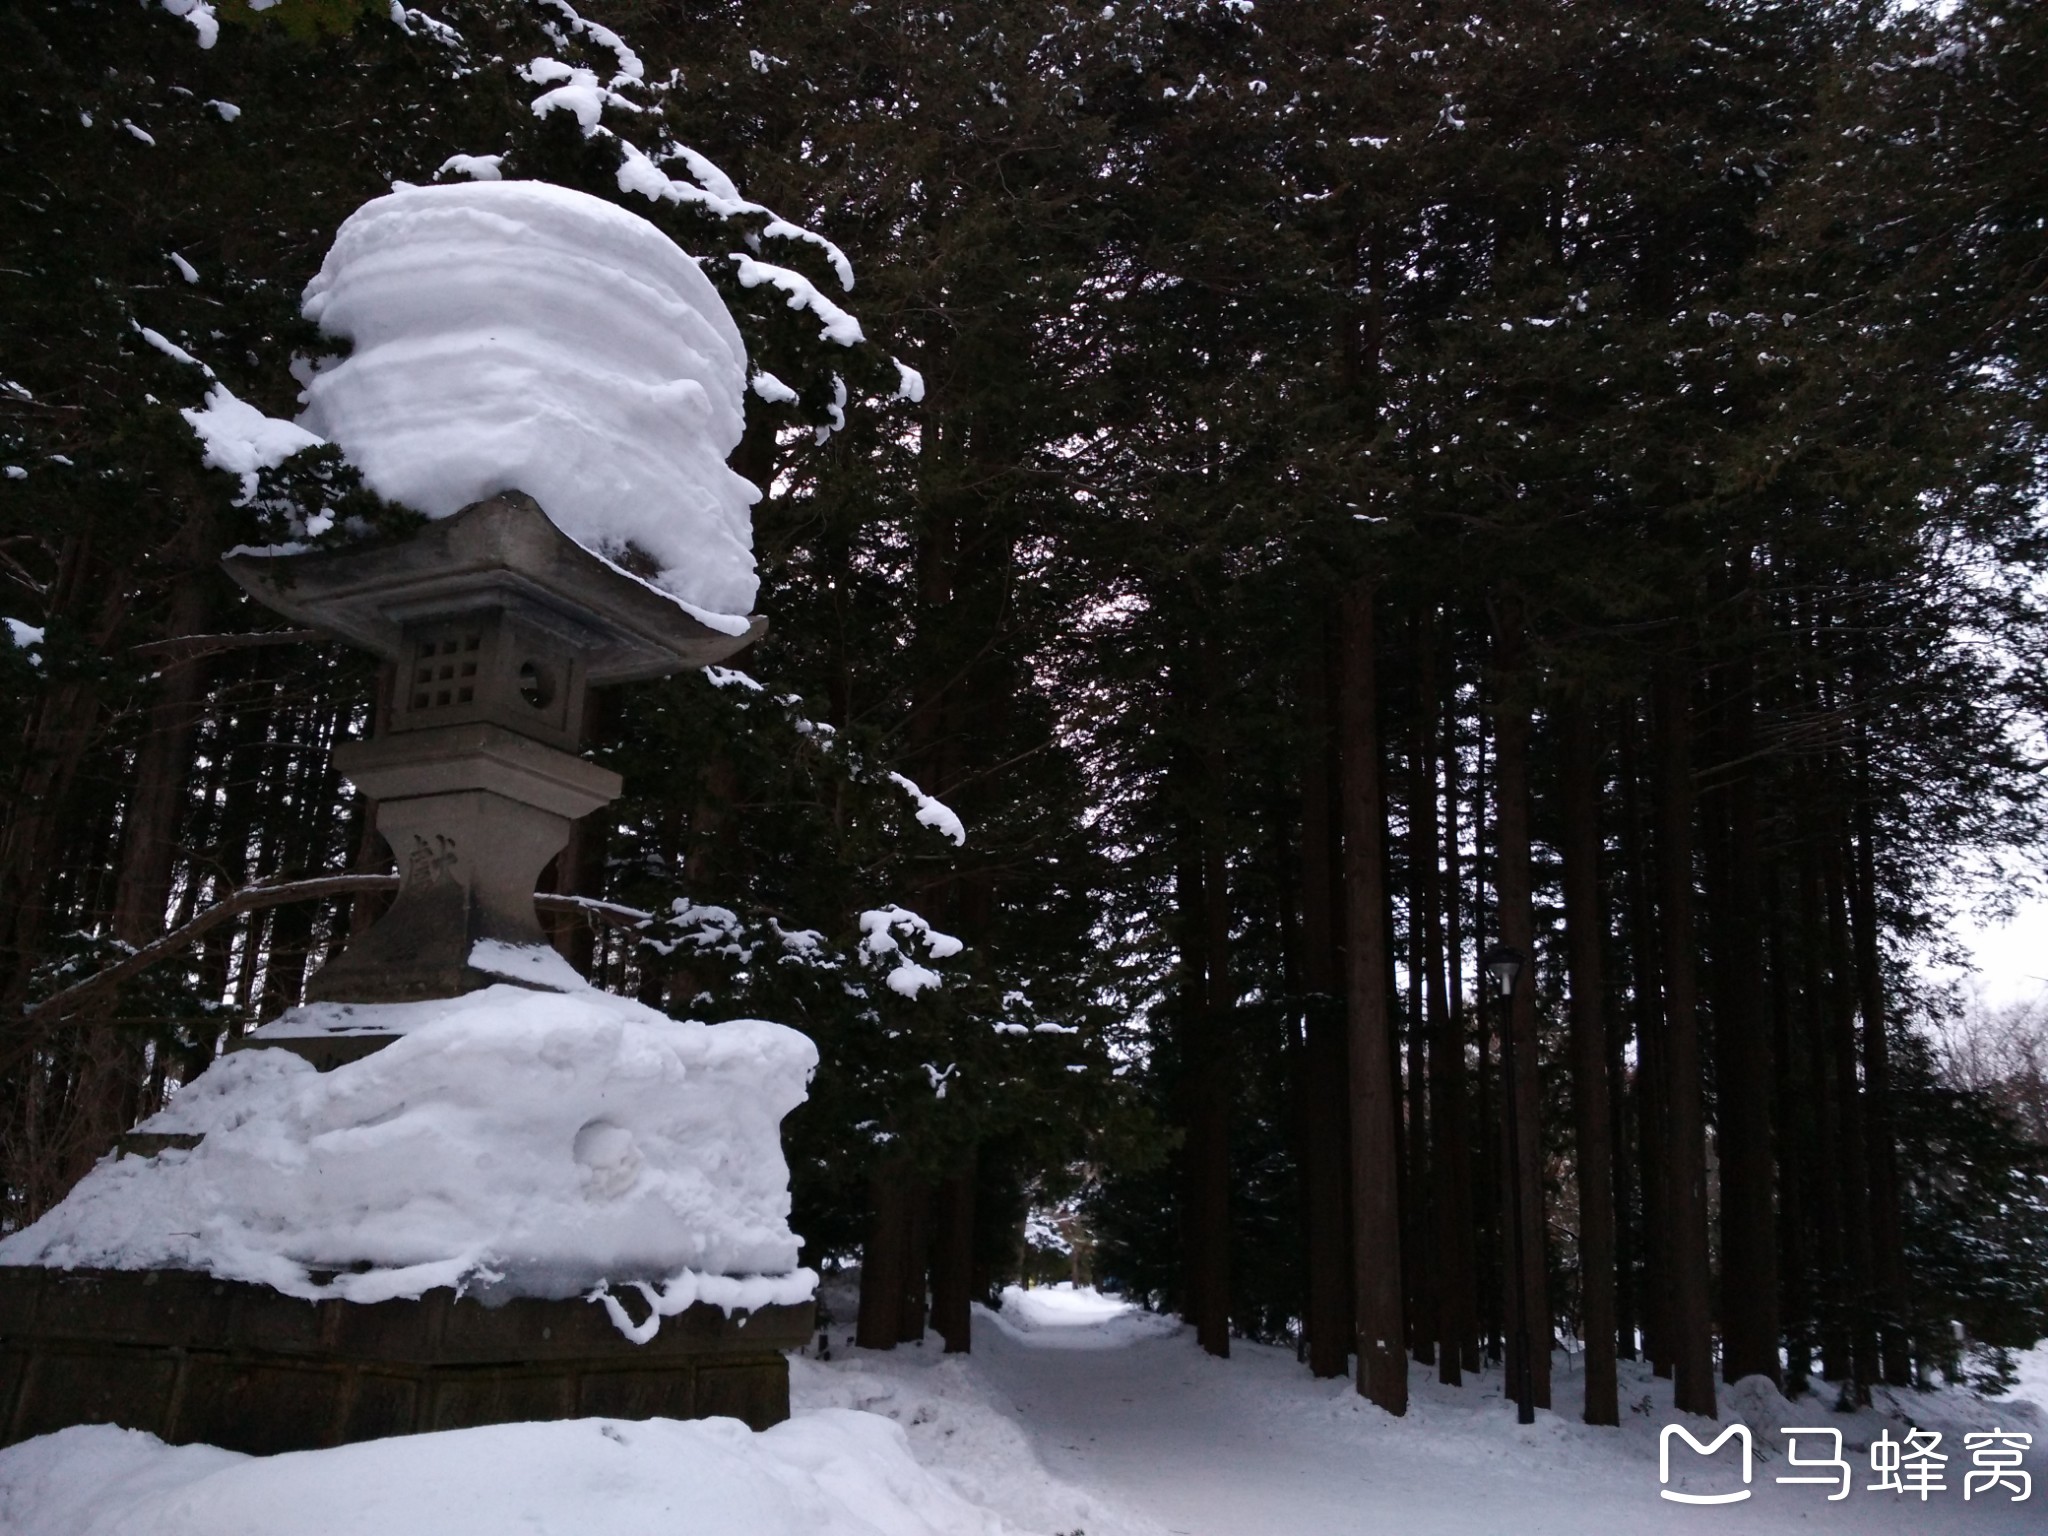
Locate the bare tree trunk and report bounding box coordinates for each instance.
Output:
[1849,802,1908,1387]
[1338,580,1405,1414]
[931,1162,976,1354]
[346,668,396,937]
[1822,842,1876,1401]
[1559,693,1617,1424]
[858,1156,914,1351]
[259,701,347,1020]
[1706,671,1780,1386]
[1473,710,1502,1365]
[898,1174,931,1343]
[1404,748,1434,1370]
[0,559,128,1017]
[1769,868,1814,1396]
[1419,624,1472,1386]
[1491,608,1550,1412]
[1619,706,1672,1377]
[45,562,221,1188]
[1440,665,1479,1377]
[1652,661,1716,1419]
[1300,617,1353,1378]
[1603,706,1639,1367]
[1798,850,1851,1386]
[1608,957,1638,1364]
[111,568,214,947]
[1176,796,1232,1358]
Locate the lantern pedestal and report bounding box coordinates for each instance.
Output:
[0,1266,808,1455]
[308,723,620,1006]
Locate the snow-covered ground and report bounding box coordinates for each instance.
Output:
[0,1411,1002,1536]
[799,1283,2046,1536]
[2017,1339,2048,1417]
[3,1285,2041,1533]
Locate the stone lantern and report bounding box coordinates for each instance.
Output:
[0,494,815,1455]
[0,179,820,1459]
[221,490,762,1050]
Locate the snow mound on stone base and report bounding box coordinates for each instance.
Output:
[0,985,815,1308]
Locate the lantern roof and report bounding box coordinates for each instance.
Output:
[222,492,764,683]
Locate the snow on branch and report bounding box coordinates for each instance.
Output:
[587,1267,816,1345]
[524,58,643,129]
[499,4,870,377]
[615,141,752,219]
[156,0,218,48]
[131,322,326,505]
[661,145,756,213]
[135,322,213,377]
[436,153,505,181]
[182,385,324,503]
[887,772,967,846]
[389,3,464,48]
[536,0,645,84]
[858,904,963,1000]
[730,255,864,346]
[703,665,766,692]
[761,219,854,293]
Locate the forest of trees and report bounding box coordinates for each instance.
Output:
[3,0,2046,1426]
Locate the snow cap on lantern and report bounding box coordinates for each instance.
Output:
[298,179,762,631]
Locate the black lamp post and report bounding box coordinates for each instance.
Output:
[1482,941,1535,1426]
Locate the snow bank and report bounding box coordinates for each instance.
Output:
[2017,1339,2048,1413]
[791,1356,1153,1536]
[0,1413,1009,1536]
[990,1285,1184,1351]
[298,180,762,624]
[0,985,815,1308]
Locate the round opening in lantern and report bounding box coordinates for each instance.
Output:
[518,660,557,710]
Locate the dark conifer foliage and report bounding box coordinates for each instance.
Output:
[3,0,2044,1407]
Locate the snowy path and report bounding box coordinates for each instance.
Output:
[808,1285,2048,1536]
[978,1310,2045,1535]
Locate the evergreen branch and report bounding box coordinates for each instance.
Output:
[21,877,649,1027]
[129,629,323,662]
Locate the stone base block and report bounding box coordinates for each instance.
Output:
[0,1266,810,1456]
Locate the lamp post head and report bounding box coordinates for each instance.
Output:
[1481,943,1525,993]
